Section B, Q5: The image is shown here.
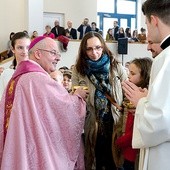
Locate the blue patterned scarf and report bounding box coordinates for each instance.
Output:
[85,54,112,122]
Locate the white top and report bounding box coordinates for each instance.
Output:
[0,68,14,100]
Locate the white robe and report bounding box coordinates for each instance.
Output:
[0,68,14,100]
[132,45,170,170]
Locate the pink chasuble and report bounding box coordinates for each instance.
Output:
[0,60,86,170]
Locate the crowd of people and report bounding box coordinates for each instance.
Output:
[2,17,147,62]
[1,0,170,169]
[30,18,147,44]
[29,18,101,41]
[5,17,147,49]
[106,22,147,43]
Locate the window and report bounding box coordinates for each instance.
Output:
[97,0,115,13]
[97,0,138,39]
[117,0,136,15]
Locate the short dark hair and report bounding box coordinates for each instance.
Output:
[91,22,96,26]
[142,0,170,25]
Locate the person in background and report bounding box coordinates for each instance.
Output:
[125,27,132,39]
[131,30,139,42]
[0,32,30,100]
[112,21,119,40]
[65,21,77,39]
[0,36,88,169]
[51,20,65,38]
[58,66,69,73]
[122,0,170,169]
[91,22,99,32]
[116,57,152,170]
[77,18,91,40]
[106,28,114,41]
[125,61,130,69]
[72,31,127,170]
[138,27,146,43]
[31,31,38,41]
[7,32,15,58]
[0,67,4,75]
[117,27,125,39]
[43,25,55,39]
[70,64,75,71]
[124,61,130,75]
[62,70,72,93]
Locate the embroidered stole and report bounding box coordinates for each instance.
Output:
[3,60,45,146]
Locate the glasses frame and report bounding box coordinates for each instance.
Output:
[86,45,103,53]
[38,48,61,57]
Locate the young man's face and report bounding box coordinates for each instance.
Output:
[147,40,162,58]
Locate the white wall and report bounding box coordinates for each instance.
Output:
[0,41,151,69]
[0,0,97,52]
[44,0,97,29]
[0,0,27,51]
[28,0,44,36]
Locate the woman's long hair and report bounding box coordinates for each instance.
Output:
[75,31,119,76]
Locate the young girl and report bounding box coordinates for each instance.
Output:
[62,70,72,93]
[116,57,153,170]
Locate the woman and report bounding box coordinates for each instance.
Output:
[117,27,125,39]
[125,27,132,39]
[43,25,55,39]
[72,31,127,170]
[106,28,114,41]
[31,30,38,41]
[0,32,30,99]
[7,32,15,58]
[132,30,139,42]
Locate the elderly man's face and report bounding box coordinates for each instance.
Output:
[84,19,89,25]
[38,39,61,74]
[67,21,72,28]
[54,21,59,26]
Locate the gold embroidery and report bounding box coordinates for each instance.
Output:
[5,80,15,132]
[8,80,15,95]
[5,102,13,130]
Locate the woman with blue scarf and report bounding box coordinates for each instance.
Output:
[72,32,128,170]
